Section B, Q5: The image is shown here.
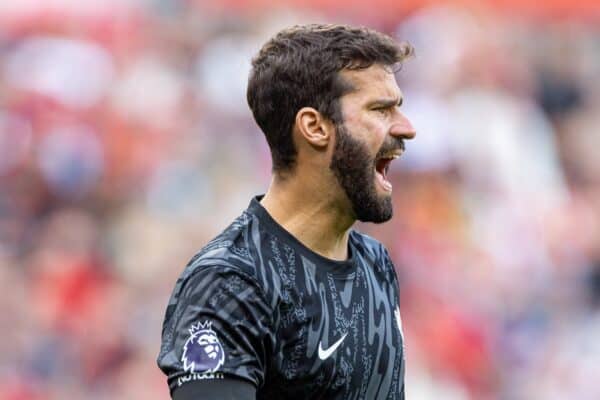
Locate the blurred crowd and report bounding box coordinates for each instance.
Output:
[1,1,599,399]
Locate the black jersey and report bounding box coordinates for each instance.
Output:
[157,196,405,399]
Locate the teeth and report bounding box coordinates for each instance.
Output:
[386,149,404,159]
[382,152,401,159]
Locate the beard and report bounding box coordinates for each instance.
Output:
[329,122,395,223]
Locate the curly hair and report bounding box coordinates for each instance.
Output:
[247,24,414,174]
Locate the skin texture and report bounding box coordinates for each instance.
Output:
[260,64,416,261]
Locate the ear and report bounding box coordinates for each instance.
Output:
[295,107,334,148]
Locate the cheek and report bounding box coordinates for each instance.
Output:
[347,116,386,148]
[366,123,388,153]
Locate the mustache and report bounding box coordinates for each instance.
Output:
[375,138,405,159]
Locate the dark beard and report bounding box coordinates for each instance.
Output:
[329,122,394,223]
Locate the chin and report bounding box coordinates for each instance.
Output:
[353,194,393,223]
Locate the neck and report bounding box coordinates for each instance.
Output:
[260,172,355,261]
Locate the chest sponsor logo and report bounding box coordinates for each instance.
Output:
[318,333,347,360]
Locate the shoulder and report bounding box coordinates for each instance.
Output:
[349,230,397,280]
[179,210,265,285]
[186,211,256,275]
[172,209,279,312]
[349,230,391,264]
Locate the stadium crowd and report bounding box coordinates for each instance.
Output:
[1,1,599,399]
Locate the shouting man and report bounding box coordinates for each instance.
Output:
[158,24,416,400]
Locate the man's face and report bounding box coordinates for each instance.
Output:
[329,64,415,223]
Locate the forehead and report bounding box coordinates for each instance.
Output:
[339,64,401,102]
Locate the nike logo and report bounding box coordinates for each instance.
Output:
[318,333,347,360]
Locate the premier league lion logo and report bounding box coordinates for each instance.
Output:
[181,321,225,373]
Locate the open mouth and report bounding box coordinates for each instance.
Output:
[374,149,404,192]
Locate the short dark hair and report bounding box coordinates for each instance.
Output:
[247,24,413,174]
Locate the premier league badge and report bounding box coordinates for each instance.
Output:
[181,321,225,373]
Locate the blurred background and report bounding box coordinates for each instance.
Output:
[1,0,600,399]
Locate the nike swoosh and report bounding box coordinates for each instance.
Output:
[318,333,347,360]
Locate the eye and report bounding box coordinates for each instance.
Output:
[375,106,395,117]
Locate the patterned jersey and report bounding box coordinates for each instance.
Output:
[157,196,405,399]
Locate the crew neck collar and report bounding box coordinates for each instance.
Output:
[247,195,357,276]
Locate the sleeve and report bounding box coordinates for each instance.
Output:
[157,265,275,397]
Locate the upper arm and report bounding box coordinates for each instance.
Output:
[157,265,274,397]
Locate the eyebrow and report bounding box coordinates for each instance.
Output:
[369,97,403,108]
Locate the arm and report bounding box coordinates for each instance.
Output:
[172,378,256,400]
[157,265,274,398]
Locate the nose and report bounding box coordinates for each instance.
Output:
[390,112,416,139]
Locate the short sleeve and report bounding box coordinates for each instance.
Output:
[157,265,275,396]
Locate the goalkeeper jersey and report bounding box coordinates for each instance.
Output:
[157,196,405,399]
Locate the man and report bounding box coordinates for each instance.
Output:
[158,24,416,399]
